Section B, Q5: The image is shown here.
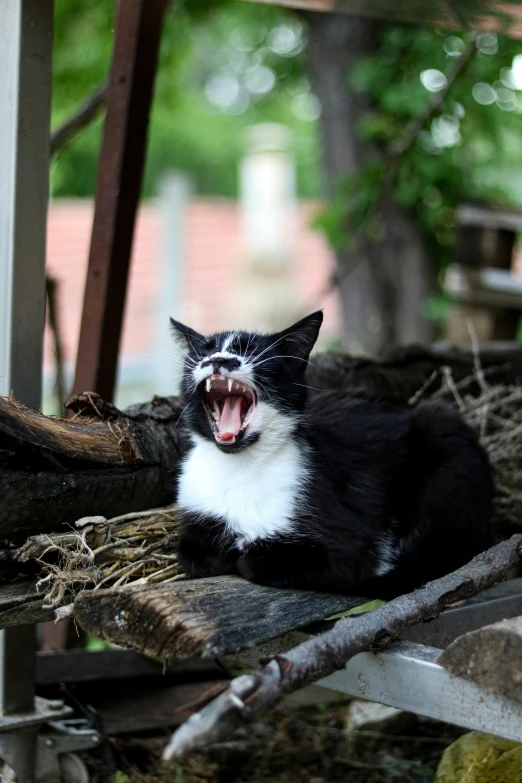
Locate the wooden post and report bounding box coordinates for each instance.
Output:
[445,204,522,344]
[73,0,168,402]
[0,1,53,778]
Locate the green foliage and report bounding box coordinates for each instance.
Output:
[321,25,522,273]
[52,2,522,278]
[51,0,321,198]
[314,161,385,252]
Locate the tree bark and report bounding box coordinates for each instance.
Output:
[303,12,436,353]
[0,393,187,542]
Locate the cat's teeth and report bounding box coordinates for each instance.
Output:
[206,378,211,393]
[228,379,232,392]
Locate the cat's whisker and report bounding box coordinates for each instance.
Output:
[250,355,317,369]
[245,333,289,364]
[293,383,324,392]
[177,345,201,365]
[172,401,192,433]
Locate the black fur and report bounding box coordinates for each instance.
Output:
[172,312,494,598]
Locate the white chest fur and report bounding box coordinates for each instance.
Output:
[177,432,309,549]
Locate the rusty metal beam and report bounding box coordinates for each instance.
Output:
[73,0,167,401]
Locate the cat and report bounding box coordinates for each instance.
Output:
[171,310,494,598]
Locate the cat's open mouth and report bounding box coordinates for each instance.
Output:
[200,375,257,446]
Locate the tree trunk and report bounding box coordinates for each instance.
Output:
[303,12,436,353]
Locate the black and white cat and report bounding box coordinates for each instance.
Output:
[171,311,494,597]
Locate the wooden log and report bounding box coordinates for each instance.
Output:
[1,342,521,541]
[308,342,522,401]
[0,394,187,541]
[438,616,522,702]
[73,576,366,659]
[0,396,139,464]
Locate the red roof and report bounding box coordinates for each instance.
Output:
[44,198,340,374]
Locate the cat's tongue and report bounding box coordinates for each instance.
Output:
[217,396,244,442]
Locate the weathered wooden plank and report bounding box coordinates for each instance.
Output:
[164,536,522,758]
[0,599,56,628]
[245,0,522,39]
[35,649,224,685]
[438,615,522,702]
[74,576,365,659]
[83,681,228,735]
[0,581,55,628]
[0,581,38,611]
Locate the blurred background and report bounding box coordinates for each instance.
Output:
[44,0,522,411]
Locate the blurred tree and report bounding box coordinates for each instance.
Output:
[51,0,321,198]
[52,1,522,349]
[303,13,522,350]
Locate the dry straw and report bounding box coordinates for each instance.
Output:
[15,506,184,609]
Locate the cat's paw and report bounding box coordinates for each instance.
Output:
[236,554,285,587]
[178,538,237,579]
[177,552,217,579]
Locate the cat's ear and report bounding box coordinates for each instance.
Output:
[277,310,323,362]
[170,318,204,353]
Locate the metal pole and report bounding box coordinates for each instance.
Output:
[72,0,168,402]
[156,172,191,395]
[0,0,53,779]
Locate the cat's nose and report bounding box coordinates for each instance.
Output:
[201,357,241,372]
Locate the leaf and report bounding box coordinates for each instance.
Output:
[324,599,386,621]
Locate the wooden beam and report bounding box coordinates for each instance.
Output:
[244,0,522,39]
[83,681,228,735]
[73,0,168,401]
[74,576,366,658]
[35,649,224,685]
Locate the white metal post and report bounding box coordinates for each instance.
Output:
[0,1,53,779]
[156,172,191,396]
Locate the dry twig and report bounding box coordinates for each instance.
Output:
[163,535,522,759]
